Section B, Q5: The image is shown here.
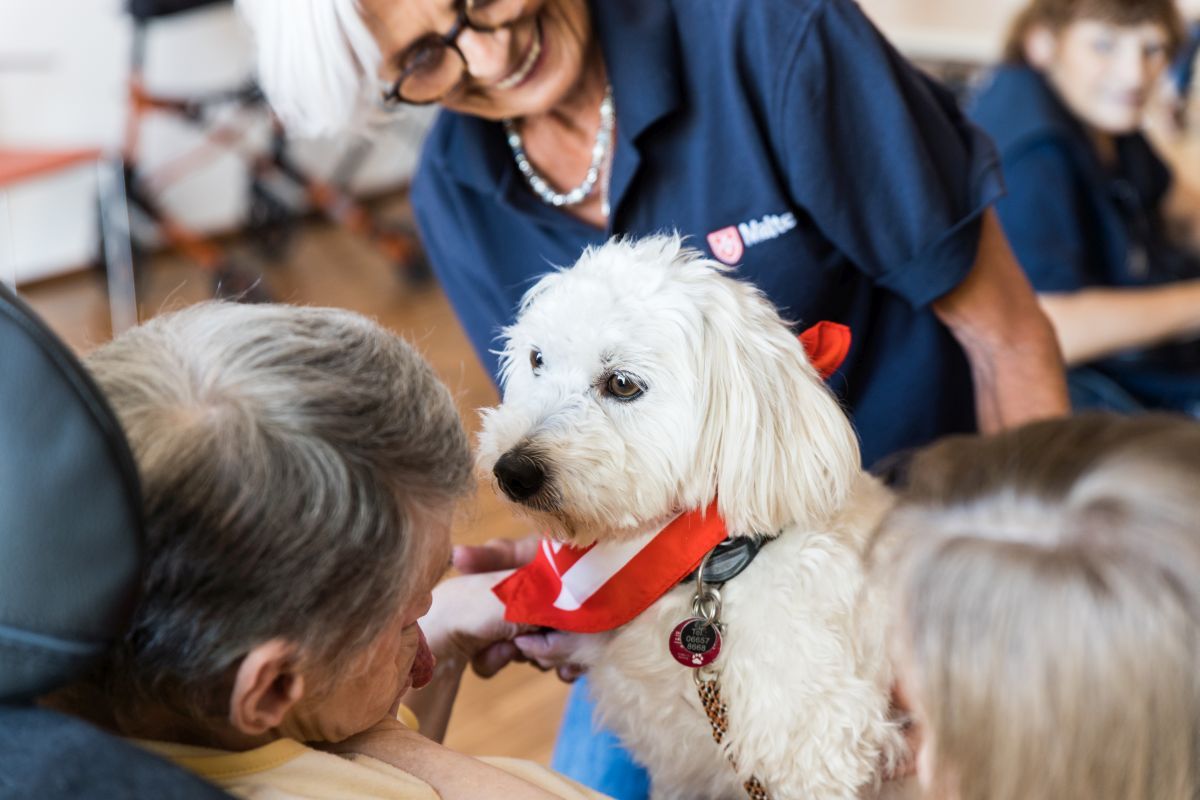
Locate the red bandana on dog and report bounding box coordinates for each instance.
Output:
[492,322,851,633]
[493,504,727,633]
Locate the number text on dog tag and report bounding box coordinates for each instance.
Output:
[669,617,722,667]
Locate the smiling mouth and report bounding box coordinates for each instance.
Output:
[495,18,543,91]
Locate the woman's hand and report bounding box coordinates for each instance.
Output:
[403,561,535,743]
[513,630,590,683]
[422,570,531,676]
[434,536,541,677]
[449,537,543,678]
[450,537,592,681]
[452,536,541,574]
[446,537,595,681]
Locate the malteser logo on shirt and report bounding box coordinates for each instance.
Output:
[706,212,798,265]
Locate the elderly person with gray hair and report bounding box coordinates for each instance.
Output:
[59,301,608,800]
[874,413,1200,800]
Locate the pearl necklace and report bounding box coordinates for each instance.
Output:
[503,84,614,213]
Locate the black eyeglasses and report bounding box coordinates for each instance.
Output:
[380,0,539,106]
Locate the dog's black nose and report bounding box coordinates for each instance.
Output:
[494,450,547,503]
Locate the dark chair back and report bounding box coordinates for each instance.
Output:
[0,284,231,799]
[0,284,141,704]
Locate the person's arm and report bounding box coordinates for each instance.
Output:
[765,3,1066,434]
[403,569,532,742]
[977,141,1190,373]
[1038,280,1200,365]
[995,142,1200,366]
[931,209,1070,432]
[453,538,590,683]
[1162,177,1200,251]
[397,655,466,746]
[326,719,569,800]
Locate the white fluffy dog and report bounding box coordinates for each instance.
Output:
[478,235,906,799]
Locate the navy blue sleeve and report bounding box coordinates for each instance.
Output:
[771,0,1004,308]
[993,142,1090,294]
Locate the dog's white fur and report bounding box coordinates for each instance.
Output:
[478,236,906,799]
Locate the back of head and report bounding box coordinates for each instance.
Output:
[1003,0,1186,62]
[83,301,472,720]
[878,413,1200,800]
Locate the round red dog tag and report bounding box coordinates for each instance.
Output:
[668,617,722,667]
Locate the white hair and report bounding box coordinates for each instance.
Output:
[236,0,383,137]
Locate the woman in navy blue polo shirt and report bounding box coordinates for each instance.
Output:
[970,0,1200,416]
[238,0,1068,795]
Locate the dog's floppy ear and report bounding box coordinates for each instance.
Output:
[689,268,861,536]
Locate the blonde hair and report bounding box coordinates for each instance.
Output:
[874,413,1200,800]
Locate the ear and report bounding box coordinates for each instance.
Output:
[228,639,305,736]
[1024,24,1058,69]
[690,271,861,536]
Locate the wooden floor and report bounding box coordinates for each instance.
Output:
[20,209,571,765]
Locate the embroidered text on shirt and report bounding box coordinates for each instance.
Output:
[739,212,797,247]
[707,212,798,265]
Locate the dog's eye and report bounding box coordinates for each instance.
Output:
[605,372,644,401]
[530,349,544,372]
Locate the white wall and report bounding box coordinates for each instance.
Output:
[0,0,127,283]
[859,0,1024,62]
[0,0,428,283]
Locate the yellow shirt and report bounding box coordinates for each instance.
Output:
[138,709,609,800]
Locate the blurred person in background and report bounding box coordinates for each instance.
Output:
[970,0,1200,417]
[58,302,609,800]
[876,412,1200,800]
[234,1,1070,792]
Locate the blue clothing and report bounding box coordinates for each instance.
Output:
[413,1,1004,795]
[969,66,1200,415]
[413,0,1004,470]
[0,705,232,800]
[1170,21,1200,98]
[552,680,652,799]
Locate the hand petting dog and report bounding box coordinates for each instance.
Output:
[454,538,590,683]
